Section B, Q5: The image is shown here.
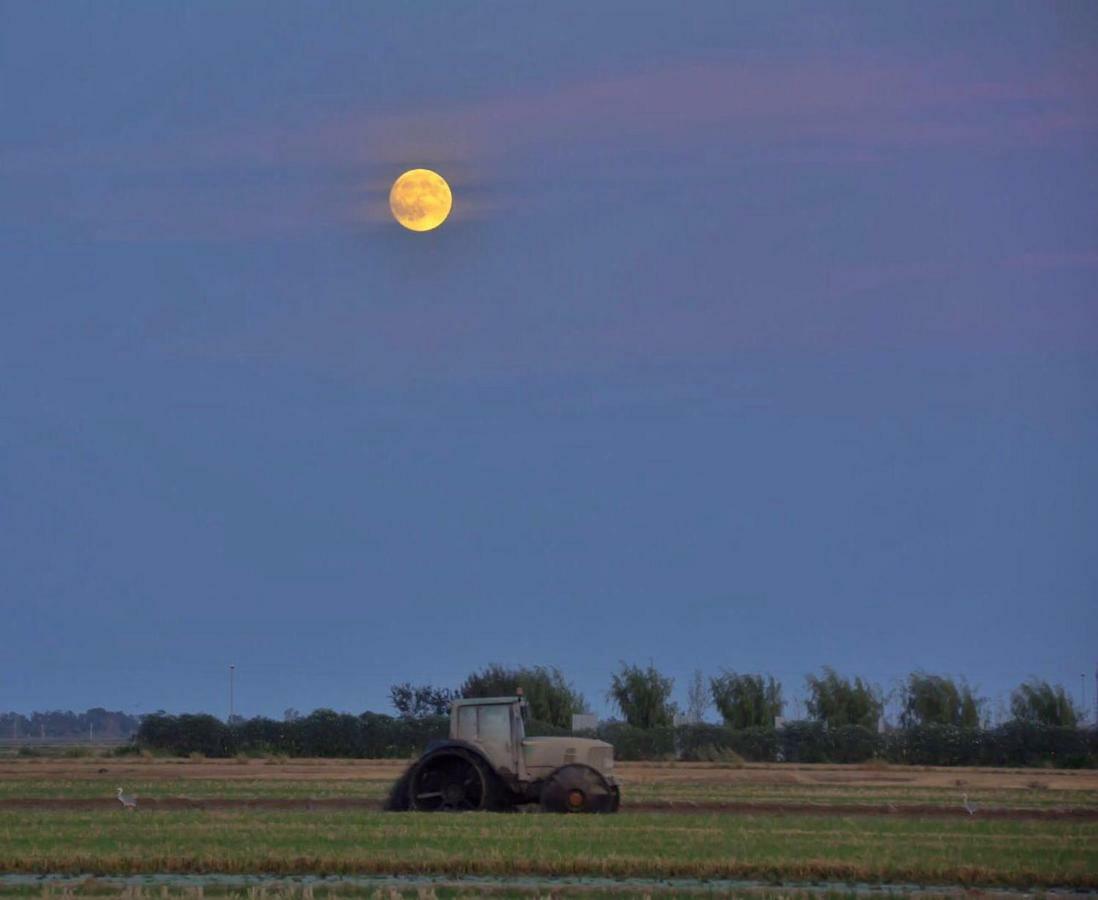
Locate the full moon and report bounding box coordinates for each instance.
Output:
[389,169,452,232]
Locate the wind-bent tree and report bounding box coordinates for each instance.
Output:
[710,671,784,729]
[899,672,982,728]
[460,664,586,730]
[608,662,675,729]
[389,683,456,719]
[804,668,883,729]
[1010,679,1079,727]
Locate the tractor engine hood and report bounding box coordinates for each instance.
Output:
[521,737,615,778]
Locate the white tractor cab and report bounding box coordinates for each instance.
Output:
[389,692,619,813]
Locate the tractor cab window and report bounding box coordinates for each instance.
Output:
[477,703,511,745]
[457,705,477,741]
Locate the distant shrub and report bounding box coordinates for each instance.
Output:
[829,725,880,763]
[598,722,675,760]
[691,743,746,766]
[778,721,831,763]
[136,713,234,757]
[132,707,1095,768]
[675,724,773,762]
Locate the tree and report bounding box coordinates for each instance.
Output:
[804,668,882,729]
[1010,679,1079,727]
[710,671,784,729]
[608,662,674,729]
[389,683,456,719]
[899,672,982,728]
[685,669,710,724]
[459,665,586,729]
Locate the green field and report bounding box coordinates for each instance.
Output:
[1,759,1095,894]
[2,808,1096,888]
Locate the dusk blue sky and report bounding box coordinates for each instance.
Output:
[2,2,1096,723]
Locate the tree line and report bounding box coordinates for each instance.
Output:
[7,664,1092,767]
[392,663,1085,731]
[131,706,1096,768]
[0,708,140,740]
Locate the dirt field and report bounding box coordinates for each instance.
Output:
[4,756,1096,790]
[2,757,1095,819]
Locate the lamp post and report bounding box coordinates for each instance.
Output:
[229,665,235,724]
[1082,673,1087,725]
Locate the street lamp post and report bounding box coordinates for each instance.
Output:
[229,665,236,724]
[1082,673,1087,725]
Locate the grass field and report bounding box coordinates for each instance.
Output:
[0,757,1095,894]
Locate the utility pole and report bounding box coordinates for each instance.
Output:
[229,664,236,724]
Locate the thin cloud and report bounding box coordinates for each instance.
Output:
[3,52,1095,242]
[1004,250,1098,271]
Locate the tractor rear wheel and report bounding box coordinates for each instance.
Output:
[539,764,618,814]
[408,749,494,812]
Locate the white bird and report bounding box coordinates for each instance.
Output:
[962,793,977,816]
[116,787,137,811]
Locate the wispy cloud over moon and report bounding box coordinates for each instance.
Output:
[4,51,1095,242]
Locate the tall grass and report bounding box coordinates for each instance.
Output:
[0,810,1094,888]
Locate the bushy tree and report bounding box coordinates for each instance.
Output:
[1010,679,1079,727]
[899,672,982,728]
[710,671,784,729]
[460,664,586,729]
[389,683,456,719]
[608,662,674,729]
[805,668,882,729]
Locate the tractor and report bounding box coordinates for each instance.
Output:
[386,693,620,813]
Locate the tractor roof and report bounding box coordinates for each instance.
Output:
[450,696,519,707]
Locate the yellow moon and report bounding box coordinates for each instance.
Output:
[389,169,452,232]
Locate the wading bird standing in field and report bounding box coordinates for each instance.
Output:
[116,787,137,810]
[962,793,977,815]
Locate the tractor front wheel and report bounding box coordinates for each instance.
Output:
[539,764,618,814]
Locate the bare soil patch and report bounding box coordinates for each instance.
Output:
[0,758,409,783]
[616,761,1098,792]
[2,795,1094,821]
[4,758,1095,790]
